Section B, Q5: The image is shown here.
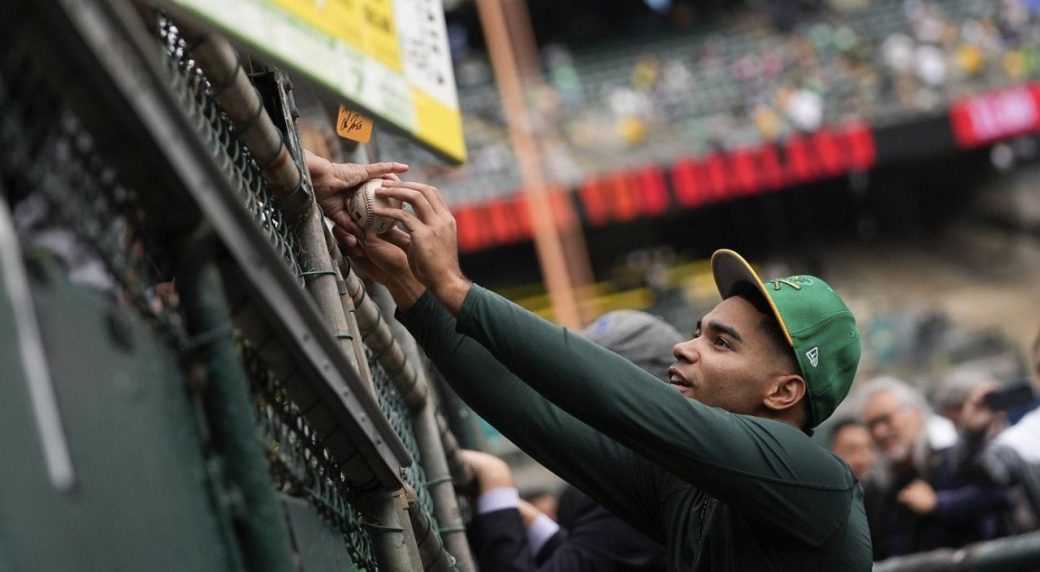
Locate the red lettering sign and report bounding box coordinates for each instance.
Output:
[635,167,669,215]
[758,145,786,190]
[454,205,485,253]
[730,149,759,196]
[813,129,844,177]
[951,83,1040,148]
[579,178,610,226]
[704,153,729,201]
[671,158,705,208]
[606,173,638,222]
[843,121,876,171]
[458,121,884,252]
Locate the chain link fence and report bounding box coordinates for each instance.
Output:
[1,4,468,570]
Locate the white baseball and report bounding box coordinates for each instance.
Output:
[349,178,402,235]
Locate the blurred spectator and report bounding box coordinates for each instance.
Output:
[858,376,1013,560]
[753,104,784,141]
[782,85,824,132]
[828,418,877,481]
[523,489,559,523]
[934,366,1000,427]
[953,332,1040,532]
[631,54,661,91]
[463,446,668,572]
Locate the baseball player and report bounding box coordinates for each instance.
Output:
[314,160,872,570]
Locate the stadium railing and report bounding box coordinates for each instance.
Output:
[874,530,1040,571]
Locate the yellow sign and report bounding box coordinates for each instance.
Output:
[336,105,374,143]
[167,0,466,163]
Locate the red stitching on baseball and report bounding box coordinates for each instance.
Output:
[363,184,374,229]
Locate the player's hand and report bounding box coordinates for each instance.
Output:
[305,150,408,231]
[335,226,410,284]
[459,450,514,492]
[335,225,428,310]
[372,180,471,313]
[897,479,937,514]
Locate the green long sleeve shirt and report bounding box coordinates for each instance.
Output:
[398,286,871,571]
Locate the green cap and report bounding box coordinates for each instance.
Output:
[711,249,861,428]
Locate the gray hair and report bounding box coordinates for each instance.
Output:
[855,375,931,418]
[854,376,934,487]
[934,367,997,411]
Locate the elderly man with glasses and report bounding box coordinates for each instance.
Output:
[858,376,1013,560]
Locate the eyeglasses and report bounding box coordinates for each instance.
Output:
[864,404,910,433]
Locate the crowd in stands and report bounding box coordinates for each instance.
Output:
[382,0,1040,206]
[830,348,1040,561]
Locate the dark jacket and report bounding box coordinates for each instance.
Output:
[470,485,667,571]
[400,287,872,571]
[865,445,1012,560]
[954,420,1040,532]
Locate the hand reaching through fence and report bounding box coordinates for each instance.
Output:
[370,180,471,315]
[335,225,427,311]
[305,151,408,234]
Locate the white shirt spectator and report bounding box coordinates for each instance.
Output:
[786,89,824,132]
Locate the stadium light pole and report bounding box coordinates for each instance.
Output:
[475,0,584,328]
[501,0,597,319]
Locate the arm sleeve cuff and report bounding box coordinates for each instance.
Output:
[526,514,561,556]
[476,487,520,514]
[454,283,485,334]
[394,290,439,324]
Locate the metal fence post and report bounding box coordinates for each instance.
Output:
[343,265,476,571]
[356,488,425,571]
[176,228,296,572]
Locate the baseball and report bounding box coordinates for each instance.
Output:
[349,178,402,235]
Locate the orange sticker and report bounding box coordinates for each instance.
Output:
[336,105,374,143]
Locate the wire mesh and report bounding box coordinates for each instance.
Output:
[3,12,457,569]
[0,46,187,348]
[368,354,436,520]
[157,13,451,567]
[157,17,304,283]
[244,344,380,571]
[154,15,391,567]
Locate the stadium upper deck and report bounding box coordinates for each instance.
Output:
[382,0,1040,207]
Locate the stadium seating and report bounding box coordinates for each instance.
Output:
[381,0,1040,206]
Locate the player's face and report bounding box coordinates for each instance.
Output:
[668,296,791,415]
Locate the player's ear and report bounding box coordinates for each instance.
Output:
[763,374,805,414]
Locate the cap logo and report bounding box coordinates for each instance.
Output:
[805,346,819,368]
[769,276,815,291]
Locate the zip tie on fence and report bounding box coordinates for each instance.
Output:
[438,526,467,534]
[298,270,337,280]
[382,359,409,381]
[360,311,384,341]
[349,280,369,304]
[423,476,454,486]
[280,172,307,199]
[181,322,234,352]
[368,340,396,362]
[236,87,270,136]
[252,128,287,172]
[362,521,405,533]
